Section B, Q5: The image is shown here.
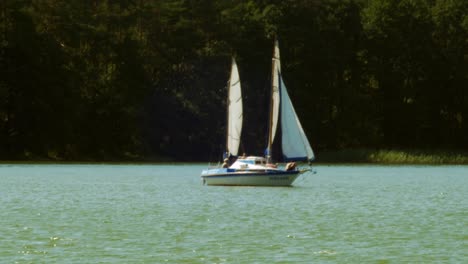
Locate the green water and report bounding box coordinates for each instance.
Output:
[1,164,466,263]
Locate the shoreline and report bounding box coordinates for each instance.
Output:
[315,149,468,165]
[1,149,468,165]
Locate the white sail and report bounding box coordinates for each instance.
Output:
[227,58,243,156]
[280,76,315,161]
[272,39,314,161]
[270,40,281,144]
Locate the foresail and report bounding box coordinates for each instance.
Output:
[227,58,243,156]
[280,77,315,161]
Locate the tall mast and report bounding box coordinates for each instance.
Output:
[267,38,279,163]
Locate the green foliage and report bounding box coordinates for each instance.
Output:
[318,148,468,164]
[0,0,467,161]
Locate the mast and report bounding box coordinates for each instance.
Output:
[225,58,232,158]
[267,38,279,163]
[225,57,242,159]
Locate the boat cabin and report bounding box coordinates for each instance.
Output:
[229,156,278,170]
[236,156,267,165]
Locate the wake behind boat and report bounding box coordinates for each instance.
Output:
[201,38,314,186]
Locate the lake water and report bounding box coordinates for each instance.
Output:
[0,164,466,263]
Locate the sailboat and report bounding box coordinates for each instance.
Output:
[201,39,314,186]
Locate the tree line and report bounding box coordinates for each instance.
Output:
[0,0,467,161]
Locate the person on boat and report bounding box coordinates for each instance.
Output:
[222,158,229,168]
[285,162,296,171]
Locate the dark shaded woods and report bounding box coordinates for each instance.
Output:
[1,0,467,161]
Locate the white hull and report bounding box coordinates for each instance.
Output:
[201,170,301,186]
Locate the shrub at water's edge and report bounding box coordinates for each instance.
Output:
[316,149,468,164]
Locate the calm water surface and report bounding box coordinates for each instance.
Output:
[1,164,467,263]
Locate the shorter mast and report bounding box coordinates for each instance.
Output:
[226,57,243,158]
[225,59,232,158]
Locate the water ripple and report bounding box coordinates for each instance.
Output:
[0,164,467,263]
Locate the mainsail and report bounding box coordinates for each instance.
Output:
[266,40,281,159]
[269,39,315,161]
[270,40,281,144]
[227,58,243,156]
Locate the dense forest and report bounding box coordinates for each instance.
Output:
[1,0,467,161]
